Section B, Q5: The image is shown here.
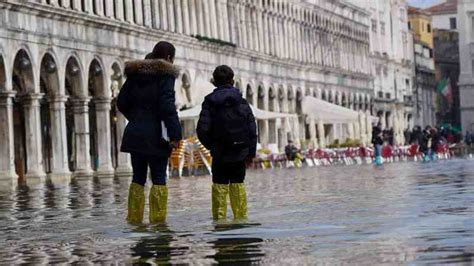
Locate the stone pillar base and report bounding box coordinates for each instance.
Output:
[48,173,71,185]
[95,167,115,178]
[72,169,94,178]
[24,173,46,185]
[0,170,18,181]
[25,171,47,180]
[115,166,133,177]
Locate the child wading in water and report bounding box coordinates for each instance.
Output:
[197,65,257,220]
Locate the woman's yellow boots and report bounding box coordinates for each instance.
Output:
[127,183,168,224]
[212,183,248,220]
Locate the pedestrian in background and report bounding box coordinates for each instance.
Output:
[197,65,257,221]
[117,41,182,224]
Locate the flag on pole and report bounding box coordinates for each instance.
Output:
[436,78,453,105]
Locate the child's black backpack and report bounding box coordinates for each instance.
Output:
[210,99,251,151]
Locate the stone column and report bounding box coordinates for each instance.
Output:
[0,92,17,180]
[124,0,134,23]
[72,98,93,177]
[22,94,46,179]
[115,112,132,177]
[308,118,317,149]
[105,0,114,18]
[202,0,211,36]
[159,0,168,30]
[72,0,81,11]
[59,0,69,8]
[143,0,153,27]
[133,0,144,25]
[366,110,373,146]
[84,0,93,13]
[49,96,70,176]
[94,98,114,177]
[114,0,125,20]
[208,0,218,38]
[93,0,104,16]
[151,0,160,28]
[188,0,198,35]
[181,0,191,35]
[246,7,254,50]
[174,0,183,33]
[240,3,248,48]
[196,0,204,35]
[318,120,325,148]
[217,0,230,41]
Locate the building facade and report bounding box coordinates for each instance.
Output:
[362,0,415,145]
[429,0,460,127]
[458,0,474,134]
[409,7,437,127]
[0,0,375,179]
[427,0,458,31]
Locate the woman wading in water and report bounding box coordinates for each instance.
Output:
[117,41,182,224]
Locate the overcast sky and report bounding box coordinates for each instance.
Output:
[407,0,445,8]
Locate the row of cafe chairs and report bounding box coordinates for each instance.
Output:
[250,143,453,169]
[168,139,454,175]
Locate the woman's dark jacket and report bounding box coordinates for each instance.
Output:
[117,59,182,157]
[371,126,384,145]
[196,86,257,162]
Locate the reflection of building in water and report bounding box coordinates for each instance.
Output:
[1,0,386,179]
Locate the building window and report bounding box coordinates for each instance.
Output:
[408,21,411,30]
[450,17,457,30]
[381,22,386,35]
[371,19,377,33]
[427,23,431,33]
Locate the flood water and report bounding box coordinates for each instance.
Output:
[0,159,473,264]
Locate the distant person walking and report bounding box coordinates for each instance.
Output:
[117,41,182,224]
[372,122,384,165]
[197,65,257,221]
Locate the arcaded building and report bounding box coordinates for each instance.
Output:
[0,0,376,179]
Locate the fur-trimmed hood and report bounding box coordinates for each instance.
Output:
[125,59,180,78]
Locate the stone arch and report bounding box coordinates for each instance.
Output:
[12,49,35,95]
[278,85,285,112]
[257,83,265,110]
[0,53,5,91]
[12,48,43,177]
[305,87,312,97]
[88,57,107,98]
[245,84,254,105]
[110,62,123,98]
[235,78,242,94]
[359,94,364,110]
[40,53,60,96]
[39,52,61,173]
[321,90,327,101]
[268,86,277,112]
[366,94,371,112]
[65,55,85,98]
[341,92,348,107]
[295,88,303,114]
[287,86,295,113]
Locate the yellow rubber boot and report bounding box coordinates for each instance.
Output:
[127,183,145,224]
[149,185,168,224]
[229,183,248,220]
[212,183,229,220]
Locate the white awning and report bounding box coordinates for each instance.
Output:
[179,104,295,121]
[302,96,378,124]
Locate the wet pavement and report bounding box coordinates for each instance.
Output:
[0,159,473,264]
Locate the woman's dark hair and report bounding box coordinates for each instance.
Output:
[212,65,234,87]
[147,41,176,60]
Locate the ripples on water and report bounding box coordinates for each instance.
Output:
[0,159,473,264]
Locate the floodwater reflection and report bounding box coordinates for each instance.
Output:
[0,159,473,264]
